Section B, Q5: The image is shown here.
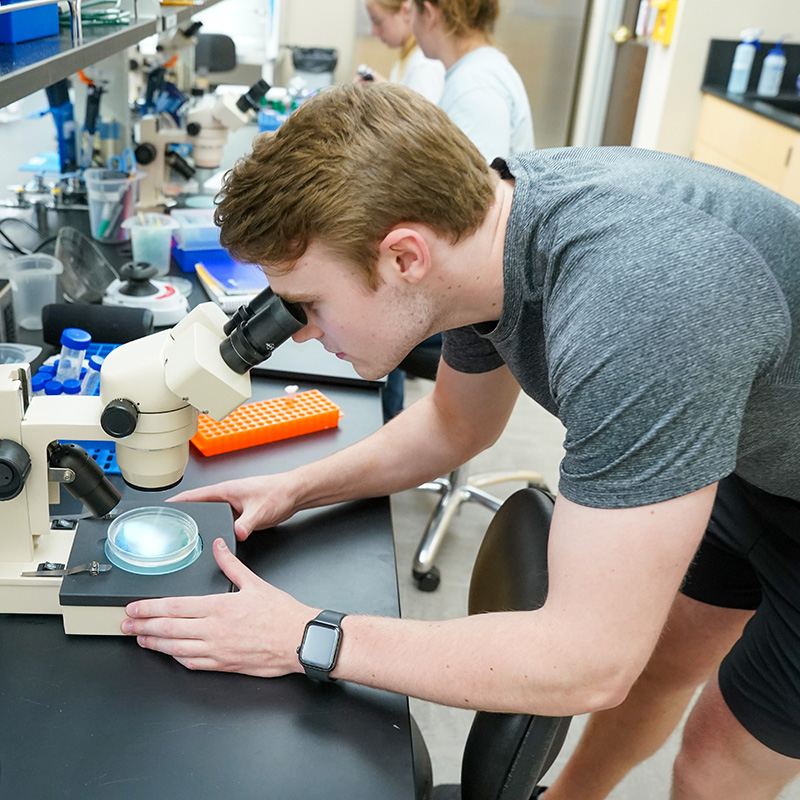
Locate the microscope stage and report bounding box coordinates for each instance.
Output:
[59,501,236,634]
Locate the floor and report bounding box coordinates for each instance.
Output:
[390,376,800,799]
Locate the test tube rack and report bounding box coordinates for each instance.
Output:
[191,390,342,456]
[33,343,121,473]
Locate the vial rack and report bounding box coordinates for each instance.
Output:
[191,390,342,456]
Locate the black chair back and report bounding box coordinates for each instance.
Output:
[460,487,571,800]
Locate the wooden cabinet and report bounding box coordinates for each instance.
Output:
[693,93,800,204]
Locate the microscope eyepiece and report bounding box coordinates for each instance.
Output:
[236,79,270,114]
[220,287,306,374]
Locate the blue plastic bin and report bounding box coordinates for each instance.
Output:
[0,0,59,44]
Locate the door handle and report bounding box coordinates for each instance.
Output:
[610,25,635,44]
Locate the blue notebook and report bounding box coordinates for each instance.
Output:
[195,255,269,312]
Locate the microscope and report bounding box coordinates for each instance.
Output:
[135,80,269,210]
[0,290,305,634]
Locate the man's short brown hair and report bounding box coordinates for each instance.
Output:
[215,83,495,287]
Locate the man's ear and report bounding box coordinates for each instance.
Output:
[379,227,431,284]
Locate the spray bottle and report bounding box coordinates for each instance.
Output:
[727,29,762,94]
[756,37,789,97]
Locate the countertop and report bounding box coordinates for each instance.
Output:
[702,86,800,133]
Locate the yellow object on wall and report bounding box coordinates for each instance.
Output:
[651,0,678,45]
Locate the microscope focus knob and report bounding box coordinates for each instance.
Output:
[101,399,139,438]
[134,142,157,166]
[0,439,31,500]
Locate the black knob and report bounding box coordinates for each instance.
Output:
[0,439,31,500]
[186,122,201,137]
[101,399,139,438]
[134,142,157,165]
[118,261,159,296]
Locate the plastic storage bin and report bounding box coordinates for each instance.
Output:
[170,208,223,271]
[0,0,59,44]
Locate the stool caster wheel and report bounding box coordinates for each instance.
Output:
[413,566,440,592]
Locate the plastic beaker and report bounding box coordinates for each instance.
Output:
[6,254,63,330]
[121,213,179,277]
[83,168,140,243]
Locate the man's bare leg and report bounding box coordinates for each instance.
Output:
[672,675,800,800]
[542,594,753,800]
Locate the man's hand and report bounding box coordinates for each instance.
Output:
[169,474,298,540]
[121,538,315,677]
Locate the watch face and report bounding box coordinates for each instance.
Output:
[301,623,340,669]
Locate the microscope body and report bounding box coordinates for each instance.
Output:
[135,115,192,210]
[0,302,251,622]
[135,80,268,209]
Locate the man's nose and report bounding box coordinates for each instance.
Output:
[292,324,323,344]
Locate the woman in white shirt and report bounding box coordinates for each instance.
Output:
[410,0,534,161]
[357,0,445,105]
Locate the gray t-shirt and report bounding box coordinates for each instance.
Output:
[442,148,800,508]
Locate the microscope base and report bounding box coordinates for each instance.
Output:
[0,527,77,615]
[60,501,236,635]
[0,503,235,635]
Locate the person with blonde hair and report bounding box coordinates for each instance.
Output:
[357,0,445,104]
[410,0,533,160]
[122,84,800,800]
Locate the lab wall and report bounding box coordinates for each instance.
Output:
[279,0,359,85]
[633,0,796,156]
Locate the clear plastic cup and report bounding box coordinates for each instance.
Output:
[83,168,140,243]
[121,213,179,277]
[6,254,63,330]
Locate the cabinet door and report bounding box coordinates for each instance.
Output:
[693,95,796,193]
[781,134,800,205]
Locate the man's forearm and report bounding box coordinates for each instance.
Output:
[286,390,501,512]
[320,489,715,717]
[331,611,626,717]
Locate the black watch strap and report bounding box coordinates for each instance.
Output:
[297,609,347,682]
[315,609,347,627]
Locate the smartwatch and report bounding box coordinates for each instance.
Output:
[297,609,347,682]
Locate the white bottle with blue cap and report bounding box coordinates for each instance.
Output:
[54,327,92,384]
[727,29,762,94]
[756,37,788,97]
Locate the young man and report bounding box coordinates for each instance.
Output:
[122,84,800,799]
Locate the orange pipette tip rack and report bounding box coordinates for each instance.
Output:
[191,390,342,456]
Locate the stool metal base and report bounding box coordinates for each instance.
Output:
[412,466,549,591]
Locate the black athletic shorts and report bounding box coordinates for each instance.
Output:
[680,473,800,759]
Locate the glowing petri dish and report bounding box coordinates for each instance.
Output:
[104,507,201,576]
[166,276,193,297]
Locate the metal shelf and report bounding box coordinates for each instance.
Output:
[1,20,156,106]
[0,0,225,107]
